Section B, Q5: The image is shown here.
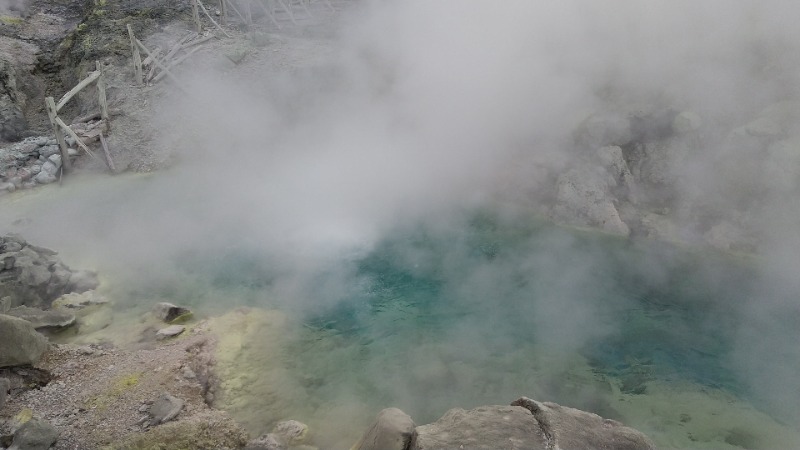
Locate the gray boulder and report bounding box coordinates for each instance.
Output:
[552,167,630,236]
[5,306,76,330]
[416,405,545,450]
[351,408,416,450]
[148,393,184,426]
[152,302,192,323]
[156,325,185,340]
[8,417,59,450]
[512,397,656,450]
[0,314,48,367]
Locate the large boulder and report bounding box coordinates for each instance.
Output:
[351,408,416,450]
[552,167,630,236]
[0,314,48,367]
[356,399,656,450]
[511,397,656,450]
[8,417,59,450]
[0,235,98,310]
[5,306,76,330]
[416,405,547,450]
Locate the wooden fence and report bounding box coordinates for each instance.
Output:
[44,61,114,174]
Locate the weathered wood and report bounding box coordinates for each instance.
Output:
[135,39,189,92]
[276,0,297,25]
[54,115,101,162]
[99,133,116,173]
[96,61,110,131]
[195,0,232,37]
[298,0,312,18]
[151,45,204,83]
[225,0,248,24]
[245,0,253,24]
[141,47,163,66]
[191,0,202,32]
[180,34,215,51]
[127,24,143,85]
[55,71,100,112]
[255,0,281,29]
[44,96,72,173]
[219,0,227,22]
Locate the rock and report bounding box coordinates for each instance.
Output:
[148,393,184,425]
[66,270,99,293]
[246,433,285,450]
[152,302,192,323]
[0,59,28,141]
[672,111,703,134]
[40,161,57,176]
[272,420,308,446]
[38,145,59,158]
[511,397,656,450]
[552,167,630,236]
[5,306,76,330]
[33,171,56,184]
[0,377,9,410]
[51,290,108,309]
[156,325,185,339]
[351,408,416,450]
[0,314,48,367]
[416,405,545,450]
[8,417,59,450]
[597,146,637,202]
[224,46,249,64]
[47,154,61,169]
[0,182,16,194]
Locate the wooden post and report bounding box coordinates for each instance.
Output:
[45,96,72,173]
[96,61,110,132]
[191,0,202,32]
[99,133,116,173]
[245,0,253,25]
[219,0,227,23]
[276,0,297,26]
[127,24,143,85]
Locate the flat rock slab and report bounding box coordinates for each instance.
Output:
[148,393,184,425]
[0,314,48,367]
[156,325,185,339]
[5,306,76,329]
[416,405,547,450]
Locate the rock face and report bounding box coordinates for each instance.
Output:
[0,234,98,311]
[355,398,655,450]
[5,306,76,330]
[0,58,27,141]
[152,302,192,323]
[351,408,416,450]
[0,377,9,410]
[0,314,48,367]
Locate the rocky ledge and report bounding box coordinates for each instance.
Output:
[352,398,656,450]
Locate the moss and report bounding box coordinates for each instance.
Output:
[85,372,142,411]
[0,15,23,25]
[13,408,33,425]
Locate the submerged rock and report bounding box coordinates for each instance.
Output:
[0,314,48,367]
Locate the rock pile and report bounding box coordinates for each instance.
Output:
[0,137,75,191]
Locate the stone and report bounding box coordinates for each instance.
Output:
[40,161,57,176]
[8,417,58,450]
[351,408,416,450]
[0,314,48,367]
[52,290,108,309]
[272,420,308,446]
[66,270,99,293]
[5,306,76,329]
[47,154,61,169]
[511,397,656,450]
[148,393,184,425]
[156,325,185,339]
[33,171,56,185]
[552,167,630,236]
[597,145,637,203]
[152,302,192,323]
[246,433,285,450]
[224,46,249,64]
[0,377,9,410]
[38,145,59,158]
[416,405,545,450]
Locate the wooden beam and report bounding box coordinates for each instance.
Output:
[55,71,100,112]
[96,61,110,132]
[195,0,232,37]
[45,96,72,173]
[99,133,117,173]
[225,0,248,24]
[151,45,203,83]
[191,0,202,32]
[219,0,227,22]
[135,39,189,92]
[127,24,143,85]
[180,34,215,51]
[54,115,101,162]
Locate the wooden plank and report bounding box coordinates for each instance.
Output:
[255,0,281,29]
[141,47,163,66]
[55,71,100,112]
[180,34,215,51]
[151,45,204,83]
[44,96,72,173]
[99,133,116,173]
[219,0,227,22]
[135,39,189,92]
[195,0,232,37]
[191,0,202,32]
[127,24,143,85]
[54,115,101,162]
[96,61,110,131]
